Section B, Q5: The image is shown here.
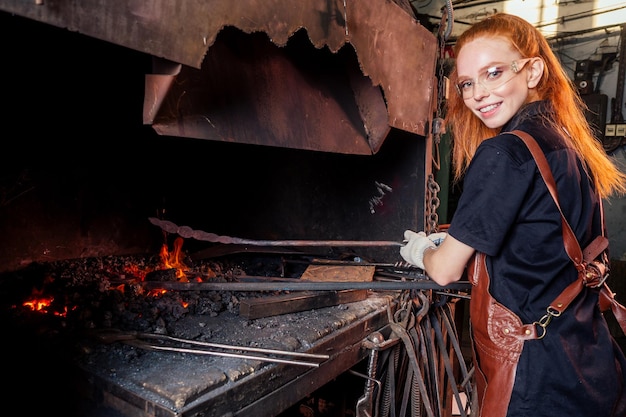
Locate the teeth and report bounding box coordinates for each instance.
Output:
[480,104,498,113]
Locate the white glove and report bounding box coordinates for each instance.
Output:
[427,232,447,246]
[400,230,437,270]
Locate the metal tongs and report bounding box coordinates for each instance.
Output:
[92,329,329,367]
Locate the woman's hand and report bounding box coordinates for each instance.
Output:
[400,230,474,286]
[400,230,440,270]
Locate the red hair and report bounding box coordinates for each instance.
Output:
[445,13,626,197]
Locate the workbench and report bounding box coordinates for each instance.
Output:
[77,293,396,417]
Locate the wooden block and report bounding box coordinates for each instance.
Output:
[300,263,375,282]
[239,289,368,319]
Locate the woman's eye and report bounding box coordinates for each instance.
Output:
[485,67,504,81]
[459,80,473,90]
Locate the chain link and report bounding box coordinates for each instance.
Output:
[425,9,451,234]
[433,14,447,145]
[426,174,441,233]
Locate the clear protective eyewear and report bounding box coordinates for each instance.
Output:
[455,58,534,99]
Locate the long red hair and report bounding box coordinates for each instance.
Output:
[445,13,626,198]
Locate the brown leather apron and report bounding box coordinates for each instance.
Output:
[466,130,626,416]
[467,252,537,417]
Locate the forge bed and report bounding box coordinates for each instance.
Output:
[77,294,395,417]
[0,253,409,417]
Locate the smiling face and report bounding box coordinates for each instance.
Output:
[455,36,542,129]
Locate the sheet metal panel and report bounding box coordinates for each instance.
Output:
[0,0,436,138]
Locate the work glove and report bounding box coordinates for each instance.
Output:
[427,232,447,246]
[400,230,446,270]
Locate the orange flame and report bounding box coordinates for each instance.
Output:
[147,288,167,297]
[21,294,68,317]
[23,296,53,312]
[18,237,196,316]
[160,236,189,281]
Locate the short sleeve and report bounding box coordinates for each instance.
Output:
[447,140,533,256]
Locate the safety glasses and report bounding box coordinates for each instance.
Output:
[455,57,535,99]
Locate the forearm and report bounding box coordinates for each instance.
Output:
[422,247,463,286]
[399,230,474,285]
[422,236,474,286]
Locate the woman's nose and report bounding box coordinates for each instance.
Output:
[472,82,489,99]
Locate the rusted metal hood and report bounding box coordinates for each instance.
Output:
[0,0,437,154]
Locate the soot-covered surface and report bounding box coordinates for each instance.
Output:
[0,250,395,417]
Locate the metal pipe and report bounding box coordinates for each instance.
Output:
[142,280,472,292]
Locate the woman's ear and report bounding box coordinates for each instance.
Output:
[527,57,544,88]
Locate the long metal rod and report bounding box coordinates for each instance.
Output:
[139,333,330,359]
[126,341,324,367]
[148,217,403,247]
[95,330,329,367]
[284,258,407,268]
[142,280,472,292]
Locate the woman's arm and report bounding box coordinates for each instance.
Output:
[423,233,475,286]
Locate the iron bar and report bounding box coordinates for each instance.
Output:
[283,258,413,268]
[148,217,403,247]
[142,280,472,292]
[93,329,329,367]
[130,344,324,367]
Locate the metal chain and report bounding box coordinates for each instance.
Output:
[425,9,451,234]
[426,174,441,233]
[432,13,448,152]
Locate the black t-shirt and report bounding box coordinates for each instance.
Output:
[448,101,626,416]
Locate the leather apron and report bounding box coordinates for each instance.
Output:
[468,252,538,417]
[466,130,626,416]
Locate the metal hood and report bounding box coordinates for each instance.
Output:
[0,0,437,154]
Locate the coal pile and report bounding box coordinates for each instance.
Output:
[0,250,312,416]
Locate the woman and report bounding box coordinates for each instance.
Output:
[400,13,626,416]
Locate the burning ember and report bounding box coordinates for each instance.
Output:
[0,235,404,417]
[0,236,310,388]
[10,237,237,323]
[0,238,300,415]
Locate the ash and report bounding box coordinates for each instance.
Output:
[0,252,303,333]
[0,252,307,416]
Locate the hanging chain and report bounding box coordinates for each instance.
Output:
[425,8,451,234]
[432,12,448,165]
[426,174,441,233]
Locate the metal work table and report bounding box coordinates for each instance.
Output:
[78,294,396,417]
